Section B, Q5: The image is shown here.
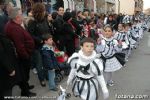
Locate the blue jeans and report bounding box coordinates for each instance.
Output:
[48,70,56,89]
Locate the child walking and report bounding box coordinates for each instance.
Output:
[41,34,59,91]
[67,37,109,100]
[96,25,125,86]
[114,23,129,62]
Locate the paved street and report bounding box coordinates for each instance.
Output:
[12,23,150,100]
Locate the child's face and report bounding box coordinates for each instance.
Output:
[89,22,96,28]
[118,24,124,31]
[81,42,94,56]
[125,26,129,31]
[104,27,113,38]
[45,38,53,46]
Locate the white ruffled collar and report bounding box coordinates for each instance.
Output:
[103,36,114,42]
[78,50,97,66]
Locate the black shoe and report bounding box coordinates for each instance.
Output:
[40,81,46,87]
[29,85,34,90]
[21,91,36,97]
[28,92,36,97]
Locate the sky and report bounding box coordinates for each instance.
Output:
[143,0,150,9]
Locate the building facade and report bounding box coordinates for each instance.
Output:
[96,0,105,13]
[118,0,135,15]
[105,0,115,14]
[134,0,143,14]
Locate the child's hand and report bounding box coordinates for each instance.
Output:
[103,92,109,100]
[118,40,122,47]
[118,40,122,45]
[97,38,101,44]
[64,55,68,61]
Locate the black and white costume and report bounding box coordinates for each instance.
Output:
[67,50,109,100]
[96,37,124,72]
[114,31,130,60]
[126,28,137,49]
[122,15,131,24]
[114,31,129,49]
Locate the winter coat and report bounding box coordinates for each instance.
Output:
[41,45,59,70]
[28,17,51,49]
[5,20,35,60]
[0,34,21,92]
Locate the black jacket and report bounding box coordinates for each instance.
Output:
[62,21,76,40]
[0,34,20,92]
[0,11,8,34]
[53,15,64,41]
[28,17,51,49]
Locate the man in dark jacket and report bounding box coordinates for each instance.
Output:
[62,12,76,56]
[4,7,36,97]
[0,34,18,100]
[53,7,64,50]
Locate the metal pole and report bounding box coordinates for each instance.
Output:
[118,0,120,14]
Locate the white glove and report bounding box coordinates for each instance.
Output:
[67,69,76,85]
[103,92,109,100]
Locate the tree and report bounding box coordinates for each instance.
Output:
[53,0,64,10]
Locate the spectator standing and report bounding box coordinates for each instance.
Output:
[53,7,64,50]
[28,3,51,87]
[62,12,76,56]
[4,7,36,96]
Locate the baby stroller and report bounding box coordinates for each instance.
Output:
[54,49,71,83]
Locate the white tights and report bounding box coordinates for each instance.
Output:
[104,72,113,83]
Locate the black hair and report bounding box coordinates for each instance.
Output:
[26,7,32,16]
[77,10,81,14]
[124,23,132,27]
[42,34,53,41]
[80,37,95,46]
[63,12,72,21]
[51,11,58,20]
[71,10,77,18]
[0,0,4,5]
[118,23,125,28]
[57,7,64,11]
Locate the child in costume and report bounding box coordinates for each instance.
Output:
[96,25,125,86]
[114,23,129,61]
[67,37,109,100]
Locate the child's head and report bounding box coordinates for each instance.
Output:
[103,24,113,38]
[124,23,132,31]
[42,34,53,46]
[47,14,52,22]
[118,23,124,31]
[80,37,95,56]
[89,19,96,28]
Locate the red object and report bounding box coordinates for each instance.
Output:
[54,49,68,63]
